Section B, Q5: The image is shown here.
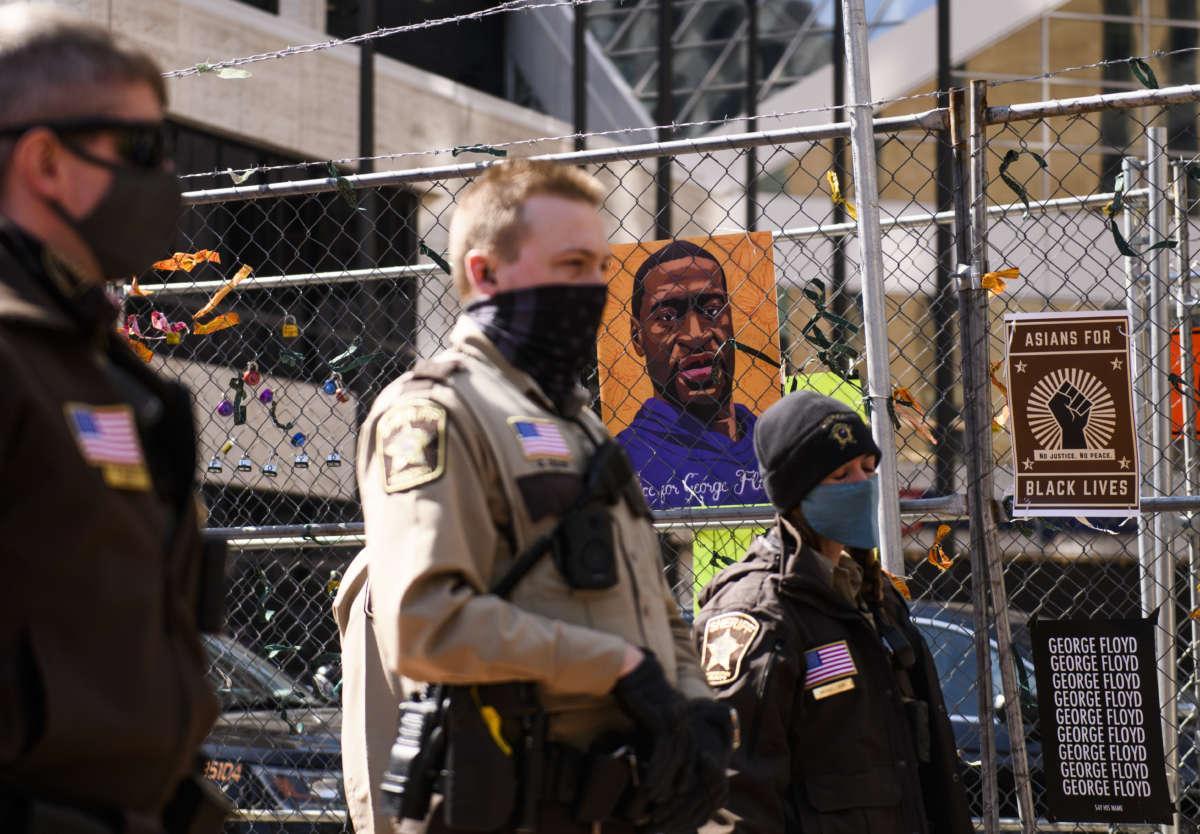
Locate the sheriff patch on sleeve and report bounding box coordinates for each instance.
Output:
[377,399,447,493]
[701,612,760,686]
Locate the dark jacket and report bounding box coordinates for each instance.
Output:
[694,521,972,834]
[0,221,219,814]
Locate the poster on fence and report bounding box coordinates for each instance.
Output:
[598,231,780,510]
[1003,310,1139,517]
[1029,617,1171,824]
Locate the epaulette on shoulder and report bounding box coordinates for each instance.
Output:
[407,357,465,382]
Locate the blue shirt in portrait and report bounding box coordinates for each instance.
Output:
[616,397,767,510]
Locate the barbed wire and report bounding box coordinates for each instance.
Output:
[176,44,1199,186]
[179,88,948,184]
[164,0,607,79]
[986,45,1200,90]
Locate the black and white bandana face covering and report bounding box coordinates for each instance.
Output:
[466,283,609,412]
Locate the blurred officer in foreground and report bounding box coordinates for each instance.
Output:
[335,159,735,834]
[0,5,227,832]
[695,391,972,834]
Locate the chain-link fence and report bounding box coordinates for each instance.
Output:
[126,79,1200,833]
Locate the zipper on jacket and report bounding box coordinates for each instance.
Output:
[745,639,782,753]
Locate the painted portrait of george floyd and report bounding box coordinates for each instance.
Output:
[598,231,782,510]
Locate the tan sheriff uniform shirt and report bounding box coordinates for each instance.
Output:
[336,316,710,834]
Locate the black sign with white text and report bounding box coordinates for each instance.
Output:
[1030,617,1171,823]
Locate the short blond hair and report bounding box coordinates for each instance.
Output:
[447,159,605,301]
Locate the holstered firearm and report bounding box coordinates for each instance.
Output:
[380,686,447,821]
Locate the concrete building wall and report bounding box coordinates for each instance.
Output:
[18,0,576,170]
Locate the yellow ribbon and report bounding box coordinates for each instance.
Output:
[826,171,858,221]
[193,264,253,320]
[193,312,241,335]
[129,276,152,296]
[927,524,953,571]
[981,267,1020,295]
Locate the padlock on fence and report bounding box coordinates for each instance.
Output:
[281,314,299,339]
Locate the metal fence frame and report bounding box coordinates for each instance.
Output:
[137,80,1200,833]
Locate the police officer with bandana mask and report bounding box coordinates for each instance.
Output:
[695,391,972,834]
[335,159,736,834]
[0,5,226,833]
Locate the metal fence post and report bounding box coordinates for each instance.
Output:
[959,79,1036,834]
[1123,156,1158,627]
[949,85,1000,834]
[838,0,903,576]
[1148,126,1179,828]
[1174,159,1200,812]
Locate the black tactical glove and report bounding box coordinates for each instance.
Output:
[646,698,736,833]
[610,650,693,811]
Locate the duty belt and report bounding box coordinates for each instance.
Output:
[540,741,641,823]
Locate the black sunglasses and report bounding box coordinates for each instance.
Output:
[0,116,173,169]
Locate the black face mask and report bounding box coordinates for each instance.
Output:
[466,284,609,412]
[50,145,183,280]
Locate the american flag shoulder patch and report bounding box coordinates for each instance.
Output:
[508,417,572,461]
[64,403,150,491]
[803,640,857,689]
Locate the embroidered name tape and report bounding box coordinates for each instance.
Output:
[804,640,857,689]
[64,403,150,490]
[509,418,571,461]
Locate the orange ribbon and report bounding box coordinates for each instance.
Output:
[884,571,912,600]
[927,524,953,571]
[153,249,221,272]
[193,312,241,335]
[892,387,936,445]
[193,264,253,320]
[989,361,1010,433]
[126,336,154,362]
[981,267,1020,295]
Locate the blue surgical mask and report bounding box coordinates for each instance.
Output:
[800,476,880,550]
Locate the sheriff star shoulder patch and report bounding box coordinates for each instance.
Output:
[701,611,760,687]
[377,398,447,493]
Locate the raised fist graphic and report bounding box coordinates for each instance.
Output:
[1048,380,1091,449]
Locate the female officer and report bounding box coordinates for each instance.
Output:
[694,391,972,834]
